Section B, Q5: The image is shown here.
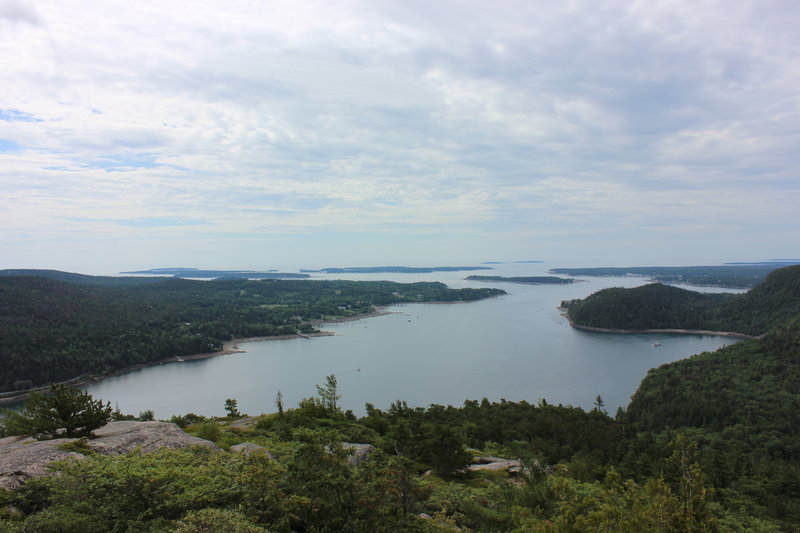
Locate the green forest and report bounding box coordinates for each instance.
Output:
[0,272,504,393]
[1,266,799,531]
[563,265,800,336]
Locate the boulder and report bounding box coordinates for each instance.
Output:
[0,421,218,490]
[341,442,375,466]
[229,442,275,460]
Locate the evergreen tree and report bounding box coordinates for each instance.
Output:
[1,384,112,439]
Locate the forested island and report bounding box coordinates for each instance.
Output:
[0,271,505,394]
[2,266,800,531]
[119,268,311,280]
[550,262,798,288]
[466,275,575,285]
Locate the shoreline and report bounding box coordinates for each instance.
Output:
[559,310,755,339]
[0,307,396,405]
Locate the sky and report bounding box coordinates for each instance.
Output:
[1,0,798,274]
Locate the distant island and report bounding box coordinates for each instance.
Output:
[303,266,494,274]
[121,268,310,280]
[549,263,799,288]
[466,275,575,284]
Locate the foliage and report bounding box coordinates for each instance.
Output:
[1,385,112,439]
[315,374,341,414]
[172,508,270,533]
[224,398,242,418]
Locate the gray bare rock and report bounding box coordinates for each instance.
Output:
[222,416,260,429]
[88,421,218,455]
[0,436,86,490]
[468,456,523,474]
[229,442,275,460]
[341,442,375,466]
[0,421,218,490]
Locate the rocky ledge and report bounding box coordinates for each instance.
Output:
[0,421,218,490]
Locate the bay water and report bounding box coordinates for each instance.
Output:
[85,263,744,418]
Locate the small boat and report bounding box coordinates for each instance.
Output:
[651,341,661,348]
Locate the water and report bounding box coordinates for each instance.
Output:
[85,263,744,418]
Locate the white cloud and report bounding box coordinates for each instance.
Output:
[0,0,798,270]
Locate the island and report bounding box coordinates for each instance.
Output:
[120,268,310,280]
[466,275,575,284]
[550,262,798,288]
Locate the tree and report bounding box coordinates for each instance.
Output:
[224,398,242,418]
[316,374,341,414]
[1,384,112,440]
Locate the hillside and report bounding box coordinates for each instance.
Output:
[565,264,800,336]
[0,273,505,393]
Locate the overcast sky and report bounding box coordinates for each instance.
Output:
[1,0,798,273]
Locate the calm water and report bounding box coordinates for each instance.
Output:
[85,264,744,418]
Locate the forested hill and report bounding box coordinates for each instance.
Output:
[625,314,800,437]
[0,273,505,393]
[620,314,800,525]
[564,264,800,336]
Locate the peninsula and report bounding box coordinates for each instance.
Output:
[0,271,505,394]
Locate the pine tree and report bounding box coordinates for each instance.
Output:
[1,384,112,439]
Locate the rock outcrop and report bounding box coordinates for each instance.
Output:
[0,435,86,490]
[0,421,217,490]
[341,442,375,466]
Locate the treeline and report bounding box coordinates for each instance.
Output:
[0,274,504,392]
[564,265,800,336]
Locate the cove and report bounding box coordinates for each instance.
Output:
[85,264,744,418]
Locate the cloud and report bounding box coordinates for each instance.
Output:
[0,0,798,269]
[0,0,41,26]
